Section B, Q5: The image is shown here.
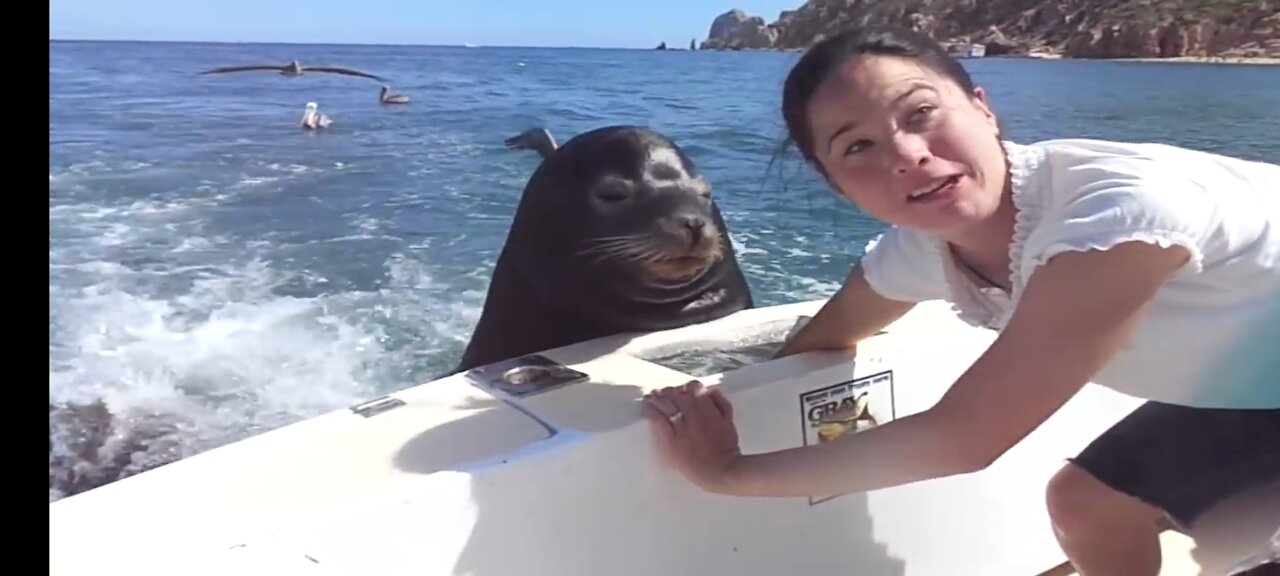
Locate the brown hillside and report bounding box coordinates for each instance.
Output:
[700,0,1280,58]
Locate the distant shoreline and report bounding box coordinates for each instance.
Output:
[979,53,1279,65]
[718,47,1280,66]
[1106,55,1280,65]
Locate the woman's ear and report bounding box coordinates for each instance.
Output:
[970,86,999,129]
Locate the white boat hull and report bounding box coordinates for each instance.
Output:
[48,300,1278,575]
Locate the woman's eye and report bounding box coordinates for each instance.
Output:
[843,140,872,156]
[910,104,938,123]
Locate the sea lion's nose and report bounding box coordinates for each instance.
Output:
[680,215,708,244]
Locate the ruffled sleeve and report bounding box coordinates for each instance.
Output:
[1016,148,1211,285]
[859,226,950,303]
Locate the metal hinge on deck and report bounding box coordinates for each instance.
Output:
[348,395,406,418]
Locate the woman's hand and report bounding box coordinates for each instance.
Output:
[770,265,914,359]
[642,380,743,493]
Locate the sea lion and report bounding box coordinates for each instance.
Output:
[454,125,755,373]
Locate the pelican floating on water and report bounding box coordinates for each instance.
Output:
[379,85,409,104]
[198,60,385,81]
[300,102,332,130]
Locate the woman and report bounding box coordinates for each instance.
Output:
[642,25,1280,575]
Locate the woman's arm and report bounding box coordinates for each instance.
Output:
[703,240,1192,498]
[773,264,917,358]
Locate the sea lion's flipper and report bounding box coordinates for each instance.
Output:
[504,128,558,159]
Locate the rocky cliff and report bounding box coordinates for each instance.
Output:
[700,0,1280,59]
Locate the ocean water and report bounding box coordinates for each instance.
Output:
[47,40,1280,501]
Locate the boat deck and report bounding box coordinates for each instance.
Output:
[49,300,1279,576]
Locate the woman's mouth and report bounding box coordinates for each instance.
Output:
[907,175,960,203]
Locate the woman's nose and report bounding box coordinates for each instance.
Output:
[888,132,932,174]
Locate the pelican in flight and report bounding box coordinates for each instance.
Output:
[300,102,332,130]
[199,60,385,81]
[504,127,558,159]
[379,85,409,104]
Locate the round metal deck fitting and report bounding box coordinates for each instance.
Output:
[502,365,552,387]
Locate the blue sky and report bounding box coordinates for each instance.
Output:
[49,0,800,48]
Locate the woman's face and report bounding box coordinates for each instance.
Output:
[804,55,1007,236]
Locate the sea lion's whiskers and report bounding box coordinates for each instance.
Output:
[638,245,674,264]
[578,235,653,260]
[581,233,650,245]
[579,234,651,250]
[628,247,661,264]
[588,248,642,264]
[579,241,641,257]
[593,242,673,266]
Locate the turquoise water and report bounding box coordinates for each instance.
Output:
[47,40,1280,499]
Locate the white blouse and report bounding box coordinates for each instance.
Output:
[860,138,1280,409]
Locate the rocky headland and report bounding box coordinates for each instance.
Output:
[699,1,1280,62]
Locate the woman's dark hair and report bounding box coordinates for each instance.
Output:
[781,25,977,167]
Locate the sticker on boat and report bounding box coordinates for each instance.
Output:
[798,370,896,505]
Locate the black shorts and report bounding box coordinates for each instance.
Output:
[1068,401,1280,530]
